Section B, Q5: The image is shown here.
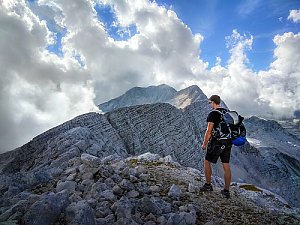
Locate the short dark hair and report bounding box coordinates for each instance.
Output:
[209,95,221,105]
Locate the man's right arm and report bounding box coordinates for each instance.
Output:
[201,122,214,150]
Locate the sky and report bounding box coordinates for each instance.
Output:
[0,0,300,152]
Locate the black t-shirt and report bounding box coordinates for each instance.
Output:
[207,108,227,129]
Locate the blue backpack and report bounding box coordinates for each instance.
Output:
[213,109,247,146]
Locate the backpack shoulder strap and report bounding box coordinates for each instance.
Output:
[213,108,228,116]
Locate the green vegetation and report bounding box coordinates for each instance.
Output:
[240,184,263,192]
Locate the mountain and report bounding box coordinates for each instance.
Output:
[1,84,300,224]
[278,119,300,139]
[98,84,177,113]
[98,84,219,112]
[168,85,207,109]
[98,84,300,207]
[227,116,300,207]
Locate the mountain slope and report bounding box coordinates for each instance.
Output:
[98,84,300,207]
[1,83,300,219]
[98,84,213,112]
[98,84,177,113]
[1,151,299,225]
[168,85,207,109]
[105,103,202,169]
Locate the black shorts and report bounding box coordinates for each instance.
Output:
[205,138,232,164]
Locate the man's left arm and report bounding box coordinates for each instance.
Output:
[201,122,214,150]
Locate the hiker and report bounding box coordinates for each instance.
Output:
[201,95,232,198]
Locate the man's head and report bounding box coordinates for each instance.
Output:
[208,95,221,108]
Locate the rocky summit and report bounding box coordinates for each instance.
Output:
[1,152,299,225]
[99,84,300,208]
[1,84,300,224]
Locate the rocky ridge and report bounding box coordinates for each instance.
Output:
[1,152,299,225]
[98,84,217,113]
[98,84,178,113]
[99,84,300,208]
[1,84,300,224]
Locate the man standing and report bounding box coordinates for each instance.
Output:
[200,95,232,198]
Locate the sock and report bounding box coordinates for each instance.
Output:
[223,189,229,192]
[205,183,211,186]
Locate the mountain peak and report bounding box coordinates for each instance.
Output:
[98,84,207,112]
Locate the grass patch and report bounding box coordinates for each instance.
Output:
[127,159,166,167]
[240,184,263,192]
[127,158,139,166]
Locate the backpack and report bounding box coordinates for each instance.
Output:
[213,109,247,146]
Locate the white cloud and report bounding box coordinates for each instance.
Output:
[195,30,262,117]
[237,0,261,16]
[287,9,300,23]
[187,30,300,119]
[258,32,300,118]
[0,1,98,152]
[0,0,299,152]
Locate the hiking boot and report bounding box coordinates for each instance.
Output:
[200,183,213,192]
[221,189,230,198]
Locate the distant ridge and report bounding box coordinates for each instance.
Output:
[98,84,177,113]
[98,84,228,113]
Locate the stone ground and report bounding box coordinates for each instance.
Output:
[132,160,300,225]
[1,153,299,225]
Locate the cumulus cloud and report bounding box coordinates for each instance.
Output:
[287,9,300,23]
[0,1,98,152]
[258,32,300,118]
[193,30,300,119]
[0,0,299,152]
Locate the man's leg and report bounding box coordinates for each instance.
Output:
[222,163,231,190]
[204,159,212,184]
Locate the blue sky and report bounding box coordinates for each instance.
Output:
[95,0,300,71]
[155,0,300,71]
[27,0,300,71]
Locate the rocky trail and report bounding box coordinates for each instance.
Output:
[1,152,300,225]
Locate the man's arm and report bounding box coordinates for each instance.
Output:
[201,122,214,150]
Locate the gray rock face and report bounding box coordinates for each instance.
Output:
[98,84,210,113]
[0,152,299,225]
[66,200,97,225]
[168,85,208,109]
[231,116,300,207]
[0,113,127,174]
[106,103,202,169]
[23,191,70,225]
[1,83,300,225]
[168,184,183,199]
[98,84,300,208]
[98,84,178,113]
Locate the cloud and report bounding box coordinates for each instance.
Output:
[193,30,263,117]
[287,9,300,23]
[0,1,98,152]
[237,0,261,16]
[57,0,206,100]
[188,30,300,119]
[258,32,300,118]
[0,0,299,152]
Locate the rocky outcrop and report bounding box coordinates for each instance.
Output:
[230,116,300,207]
[105,103,202,170]
[1,83,300,221]
[1,152,299,225]
[0,113,127,174]
[98,84,210,112]
[98,84,177,113]
[98,84,300,208]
